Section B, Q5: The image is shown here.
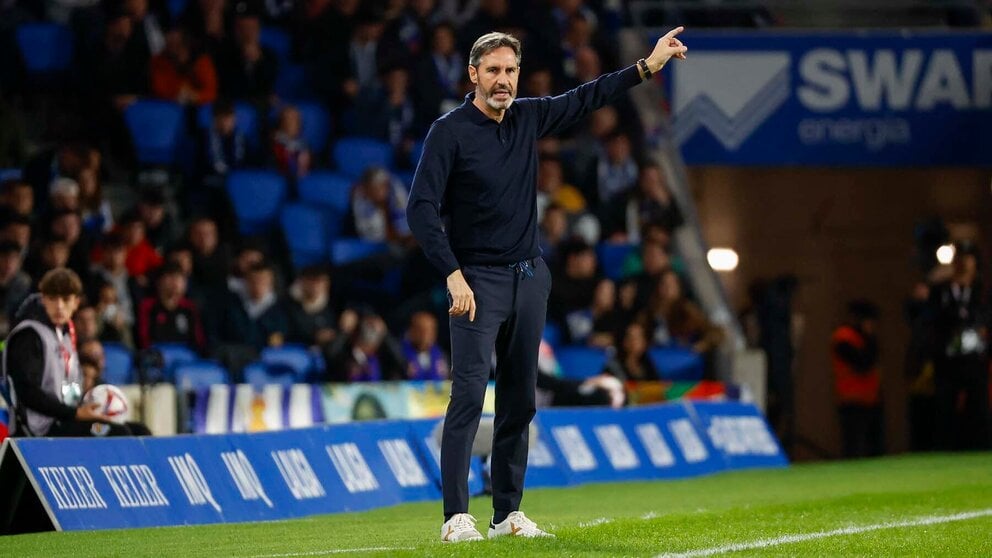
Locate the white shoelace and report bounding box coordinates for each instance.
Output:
[449,513,478,534]
[505,511,542,533]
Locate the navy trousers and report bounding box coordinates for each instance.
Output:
[441,258,551,516]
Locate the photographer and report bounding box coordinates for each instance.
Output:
[3,268,135,436]
[928,242,991,450]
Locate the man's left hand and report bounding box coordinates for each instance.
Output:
[646,26,688,73]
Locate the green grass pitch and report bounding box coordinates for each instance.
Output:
[5,453,991,557]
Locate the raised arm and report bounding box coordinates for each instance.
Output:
[532,26,688,138]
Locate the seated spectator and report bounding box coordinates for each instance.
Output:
[73,303,100,342]
[401,311,448,380]
[76,166,114,234]
[218,262,289,350]
[89,233,140,337]
[197,99,248,188]
[412,22,463,124]
[124,189,176,253]
[80,355,103,395]
[356,66,418,161]
[78,338,107,376]
[324,312,406,382]
[48,177,80,212]
[1,179,34,218]
[217,6,278,102]
[120,214,164,282]
[137,263,206,352]
[0,213,32,256]
[82,8,148,114]
[607,321,660,381]
[349,167,412,244]
[26,239,71,286]
[619,239,671,316]
[226,240,266,298]
[594,132,638,205]
[150,26,218,106]
[573,279,624,349]
[93,280,136,348]
[601,163,683,242]
[642,269,725,356]
[49,209,93,280]
[0,240,31,338]
[536,155,586,220]
[188,216,231,291]
[549,238,602,326]
[539,203,569,267]
[271,105,311,179]
[286,265,337,348]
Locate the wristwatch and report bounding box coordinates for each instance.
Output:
[637,58,652,80]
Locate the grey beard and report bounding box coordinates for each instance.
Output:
[485,94,514,110]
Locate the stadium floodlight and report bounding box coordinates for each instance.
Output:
[936,244,955,265]
[707,248,739,272]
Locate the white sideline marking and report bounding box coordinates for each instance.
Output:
[251,547,413,557]
[655,508,992,558]
[578,517,613,528]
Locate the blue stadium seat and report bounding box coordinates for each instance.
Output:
[152,343,199,380]
[244,362,296,387]
[330,238,388,266]
[297,171,353,215]
[281,203,331,267]
[294,101,331,153]
[260,344,314,380]
[226,170,287,235]
[274,63,310,100]
[597,242,637,281]
[174,361,230,391]
[332,137,393,178]
[16,23,73,74]
[124,100,185,165]
[648,346,704,381]
[543,322,563,348]
[259,27,291,62]
[555,346,608,380]
[196,102,260,149]
[102,343,134,385]
[0,169,21,182]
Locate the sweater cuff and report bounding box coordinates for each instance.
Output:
[622,64,645,87]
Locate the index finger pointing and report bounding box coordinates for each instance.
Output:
[661,26,684,41]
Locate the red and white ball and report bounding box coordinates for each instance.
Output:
[83,384,130,424]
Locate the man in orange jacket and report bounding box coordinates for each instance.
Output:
[832,300,883,458]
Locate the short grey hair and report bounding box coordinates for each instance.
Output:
[469,32,521,67]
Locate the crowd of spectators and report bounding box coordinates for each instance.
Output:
[0,0,724,392]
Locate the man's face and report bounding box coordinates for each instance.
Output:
[139,202,165,228]
[190,220,218,254]
[215,113,236,135]
[408,313,437,349]
[42,242,70,268]
[8,184,33,215]
[247,270,274,300]
[52,215,81,244]
[0,251,21,282]
[2,224,29,248]
[235,16,260,45]
[158,273,186,300]
[300,275,329,300]
[469,46,519,112]
[74,307,99,339]
[80,340,105,370]
[103,245,127,271]
[42,294,80,326]
[432,26,454,55]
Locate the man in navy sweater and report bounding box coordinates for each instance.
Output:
[407,28,688,542]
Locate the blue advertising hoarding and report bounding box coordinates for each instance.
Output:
[0,401,785,533]
[665,31,992,166]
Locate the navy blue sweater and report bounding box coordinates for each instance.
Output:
[407,65,643,277]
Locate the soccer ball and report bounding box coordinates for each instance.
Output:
[83,384,130,424]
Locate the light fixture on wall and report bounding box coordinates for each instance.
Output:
[936,243,955,265]
[707,248,739,272]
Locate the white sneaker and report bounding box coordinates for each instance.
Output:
[441,513,484,543]
[488,511,555,539]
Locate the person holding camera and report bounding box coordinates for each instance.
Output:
[928,242,991,450]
